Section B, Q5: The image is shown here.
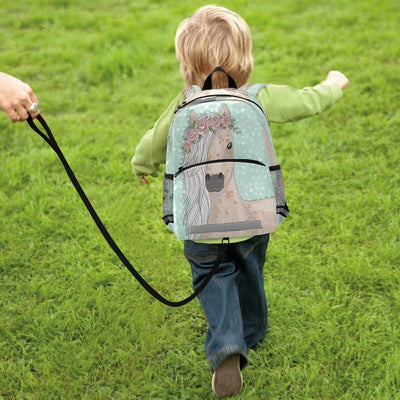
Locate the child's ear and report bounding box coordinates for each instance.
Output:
[189,110,200,125]
[220,105,231,118]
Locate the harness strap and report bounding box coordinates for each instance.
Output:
[26,114,221,307]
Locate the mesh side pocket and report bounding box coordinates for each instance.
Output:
[162,174,174,225]
[270,165,289,218]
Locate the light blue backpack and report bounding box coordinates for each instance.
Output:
[163,68,289,240]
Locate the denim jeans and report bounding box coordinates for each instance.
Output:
[184,234,269,371]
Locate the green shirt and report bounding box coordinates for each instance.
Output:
[132,81,343,243]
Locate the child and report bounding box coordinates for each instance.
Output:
[132,5,349,398]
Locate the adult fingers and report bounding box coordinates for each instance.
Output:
[29,109,40,119]
[7,91,30,121]
[27,89,40,118]
[28,102,40,118]
[15,91,40,121]
[14,102,29,121]
[5,89,40,122]
[29,89,39,105]
[8,108,20,123]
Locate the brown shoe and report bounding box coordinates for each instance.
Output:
[212,354,243,398]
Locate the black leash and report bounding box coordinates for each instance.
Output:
[26,114,221,307]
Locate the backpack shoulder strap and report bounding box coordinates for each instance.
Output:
[241,83,268,98]
[182,85,201,99]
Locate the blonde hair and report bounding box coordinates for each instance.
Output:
[175,5,253,88]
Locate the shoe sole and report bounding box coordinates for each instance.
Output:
[212,354,243,398]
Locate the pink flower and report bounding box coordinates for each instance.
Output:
[221,113,231,127]
[184,141,192,151]
[210,116,221,129]
[186,129,198,143]
[195,117,210,134]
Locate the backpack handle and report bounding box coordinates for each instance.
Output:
[202,66,237,90]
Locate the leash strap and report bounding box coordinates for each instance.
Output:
[26,114,221,307]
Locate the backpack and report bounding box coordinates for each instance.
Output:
[162,68,289,240]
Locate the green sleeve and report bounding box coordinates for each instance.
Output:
[131,92,185,177]
[132,83,342,176]
[256,82,343,123]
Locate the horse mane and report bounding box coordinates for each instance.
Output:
[183,127,215,239]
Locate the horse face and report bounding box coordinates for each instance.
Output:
[205,125,234,192]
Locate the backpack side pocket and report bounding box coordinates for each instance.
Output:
[270,165,289,223]
[162,173,174,228]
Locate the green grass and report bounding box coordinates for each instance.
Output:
[1,0,399,398]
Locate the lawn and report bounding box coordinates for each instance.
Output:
[0,0,399,399]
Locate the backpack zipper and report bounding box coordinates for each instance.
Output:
[174,158,265,178]
[175,94,266,116]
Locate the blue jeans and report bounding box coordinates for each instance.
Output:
[184,234,269,371]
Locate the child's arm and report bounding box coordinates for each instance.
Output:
[257,70,349,124]
[131,92,184,179]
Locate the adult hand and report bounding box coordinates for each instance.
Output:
[0,72,40,122]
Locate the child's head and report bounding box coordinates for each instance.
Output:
[175,5,253,89]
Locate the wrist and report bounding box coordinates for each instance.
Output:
[320,79,337,86]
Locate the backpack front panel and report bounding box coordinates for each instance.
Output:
[163,87,285,240]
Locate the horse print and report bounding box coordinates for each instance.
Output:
[182,105,277,239]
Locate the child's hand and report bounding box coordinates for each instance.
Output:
[140,175,148,184]
[322,71,350,90]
